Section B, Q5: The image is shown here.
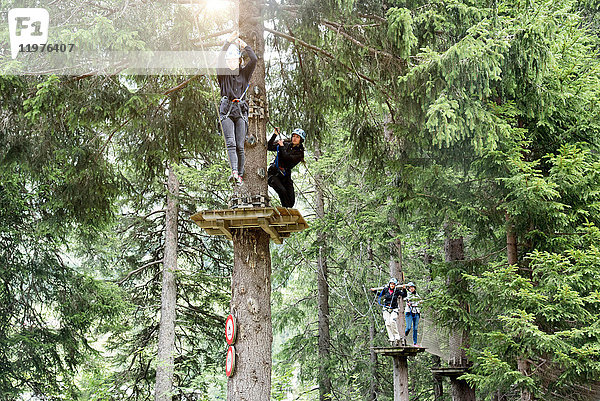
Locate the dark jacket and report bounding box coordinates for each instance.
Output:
[267,134,304,179]
[378,286,407,310]
[217,42,257,100]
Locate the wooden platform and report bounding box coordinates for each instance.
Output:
[431,366,470,377]
[190,207,308,244]
[372,346,426,357]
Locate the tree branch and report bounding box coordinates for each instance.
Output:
[117,259,163,285]
[265,27,394,102]
[322,19,405,66]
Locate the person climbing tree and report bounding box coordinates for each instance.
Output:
[217,31,257,185]
[378,278,407,346]
[404,282,422,347]
[267,127,305,208]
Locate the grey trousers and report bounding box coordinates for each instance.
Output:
[222,116,246,175]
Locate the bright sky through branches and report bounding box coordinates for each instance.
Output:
[205,0,231,13]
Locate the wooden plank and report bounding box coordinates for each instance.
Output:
[190,212,205,222]
[431,367,469,377]
[216,220,232,240]
[202,209,275,221]
[191,207,308,244]
[258,218,282,244]
[372,346,426,357]
[225,219,262,229]
[204,228,225,236]
[269,215,300,225]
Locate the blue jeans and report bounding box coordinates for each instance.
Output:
[220,98,248,175]
[405,312,420,345]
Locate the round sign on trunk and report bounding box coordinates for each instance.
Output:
[225,314,237,345]
[225,345,236,377]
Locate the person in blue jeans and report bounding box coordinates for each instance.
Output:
[217,31,257,185]
[404,282,422,346]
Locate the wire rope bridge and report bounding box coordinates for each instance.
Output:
[190,196,308,244]
[369,286,473,401]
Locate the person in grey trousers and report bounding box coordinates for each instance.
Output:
[217,31,257,185]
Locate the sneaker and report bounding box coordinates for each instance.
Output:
[232,170,243,186]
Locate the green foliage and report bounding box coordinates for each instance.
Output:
[0,124,130,398]
[269,0,600,399]
[387,8,417,58]
[466,225,600,396]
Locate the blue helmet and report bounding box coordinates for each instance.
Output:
[389,278,398,285]
[292,128,306,141]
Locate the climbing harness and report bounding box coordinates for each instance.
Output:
[270,143,286,177]
[219,83,250,123]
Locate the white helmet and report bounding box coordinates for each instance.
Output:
[225,44,241,60]
[389,278,398,285]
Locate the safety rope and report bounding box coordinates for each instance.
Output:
[192,7,228,143]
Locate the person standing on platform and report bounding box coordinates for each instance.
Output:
[378,278,407,346]
[404,282,422,347]
[217,31,257,185]
[267,128,305,208]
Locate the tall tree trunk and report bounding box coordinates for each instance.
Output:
[227,2,272,400]
[228,230,271,400]
[389,238,405,337]
[425,239,443,400]
[155,163,179,401]
[369,321,378,401]
[517,357,533,401]
[432,355,443,400]
[315,144,332,401]
[507,215,534,401]
[393,356,409,401]
[368,245,378,401]
[506,213,517,266]
[444,223,475,401]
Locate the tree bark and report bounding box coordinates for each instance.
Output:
[227,229,272,401]
[506,213,517,266]
[518,356,534,401]
[432,356,443,400]
[368,245,378,401]
[315,144,332,401]
[507,216,533,401]
[369,321,378,401]
[227,1,272,400]
[389,238,405,338]
[450,378,476,401]
[444,223,475,401]
[155,163,179,401]
[425,239,443,400]
[392,356,409,401]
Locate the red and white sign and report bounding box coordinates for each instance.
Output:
[225,345,236,377]
[225,314,237,345]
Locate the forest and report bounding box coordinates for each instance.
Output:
[1,0,600,400]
